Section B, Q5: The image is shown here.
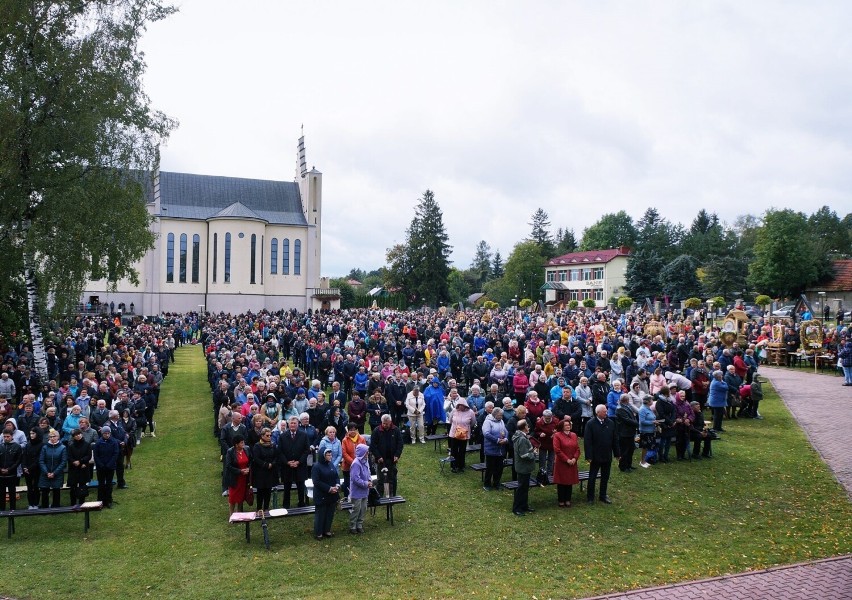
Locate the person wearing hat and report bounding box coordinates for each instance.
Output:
[311,446,340,540]
[94,425,120,508]
[448,394,476,473]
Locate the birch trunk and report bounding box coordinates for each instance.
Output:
[24,254,49,383]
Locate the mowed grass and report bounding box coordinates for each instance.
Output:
[3,347,851,600]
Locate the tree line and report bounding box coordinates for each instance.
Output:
[336,193,850,309]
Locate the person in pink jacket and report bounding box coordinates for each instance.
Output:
[448,396,477,473]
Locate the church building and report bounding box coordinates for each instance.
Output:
[82,135,340,314]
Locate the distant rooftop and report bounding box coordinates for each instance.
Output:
[545,246,630,267]
[154,171,307,226]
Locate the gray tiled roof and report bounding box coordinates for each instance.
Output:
[156,171,307,226]
[211,201,267,221]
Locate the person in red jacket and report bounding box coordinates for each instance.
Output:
[513,368,529,405]
[533,410,559,476]
[552,418,580,507]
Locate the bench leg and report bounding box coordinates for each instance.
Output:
[261,518,270,550]
[7,516,12,539]
[84,511,90,533]
[386,504,394,525]
[245,521,251,543]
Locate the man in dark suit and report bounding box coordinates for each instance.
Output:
[584,404,619,504]
[328,381,347,410]
[370,414,403,496]
[277,415,310,508]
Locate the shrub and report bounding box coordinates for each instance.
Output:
[684,297,702,309]
[582,298,596,308]
[755,294,772,309]
[617,296,633,311]
[518,298,533,308]
[568,300,579,310]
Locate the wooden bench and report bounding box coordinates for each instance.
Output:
[0,501,104,538]
[469,459,513,481]
[500,470,599,492]
[466,443,481,453]
[425,434,449,452]
[230,496,406,549]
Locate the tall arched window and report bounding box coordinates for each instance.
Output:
[224,232,231,283]
[270,238,278,274]
[192,234,200,283]
[250,234,257,285]
[212,233,218,283]
[179,233,187,283]
[282,238,290,275]
[166,233,174,283]
[294,239,301,275]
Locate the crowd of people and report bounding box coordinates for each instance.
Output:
[0,314,194,511]
[202,302,845,533]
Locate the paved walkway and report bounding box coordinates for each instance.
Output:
[579,367,852,600]
[581,555,852,600]
[762,366,852,499]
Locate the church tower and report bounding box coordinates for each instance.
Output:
[296,130,323,292]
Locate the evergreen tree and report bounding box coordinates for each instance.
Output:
[634,207,682,262]
[554,227,578,255]
[470,240,492,288]
[0,0,176,380]
[528,208,555,258]
[404,190,452,306]
[625,249,664,299]
[659,254,700,300]
[491,250,504,279]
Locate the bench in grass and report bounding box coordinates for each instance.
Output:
[0,501,104,538]
[230,496,406,549]
[500,470,599,492]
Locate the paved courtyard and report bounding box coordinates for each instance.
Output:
[580,366,852,600]
[581,554,852,600]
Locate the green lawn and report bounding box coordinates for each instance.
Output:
[4,346,851,600]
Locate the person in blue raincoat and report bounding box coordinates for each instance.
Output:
[423,377,446,436]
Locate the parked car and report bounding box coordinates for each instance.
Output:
[772,305,796,318]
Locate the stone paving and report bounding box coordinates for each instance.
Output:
[578,366,852,600]
[762,366,852,499]
[580,554,852,600]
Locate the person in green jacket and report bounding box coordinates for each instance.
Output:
[511,420,538,516]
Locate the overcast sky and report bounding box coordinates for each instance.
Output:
[139,0,852,277]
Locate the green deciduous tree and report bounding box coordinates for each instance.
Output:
[748,209,818,298]
[0,0,177,380]
[503,240,546,302]
[446,267,472,304]
[580,210,638,251]
[528,208,555,258]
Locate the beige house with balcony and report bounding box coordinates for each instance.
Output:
[542,247,630,308]
[81,135,340,315]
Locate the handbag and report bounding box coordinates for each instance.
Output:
[453,425,468,440]
[245,478,254,506]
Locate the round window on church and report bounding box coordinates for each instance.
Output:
[238,233,245,238]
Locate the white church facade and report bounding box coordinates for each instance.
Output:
[83,136,340,314]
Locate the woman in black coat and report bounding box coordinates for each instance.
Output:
[66,429,93,507]
[22,428,43,509]
[250,427,278,516]
[310,448,340,540]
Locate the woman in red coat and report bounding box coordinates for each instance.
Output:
[513,369,529,405]
[552,418,580,507]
